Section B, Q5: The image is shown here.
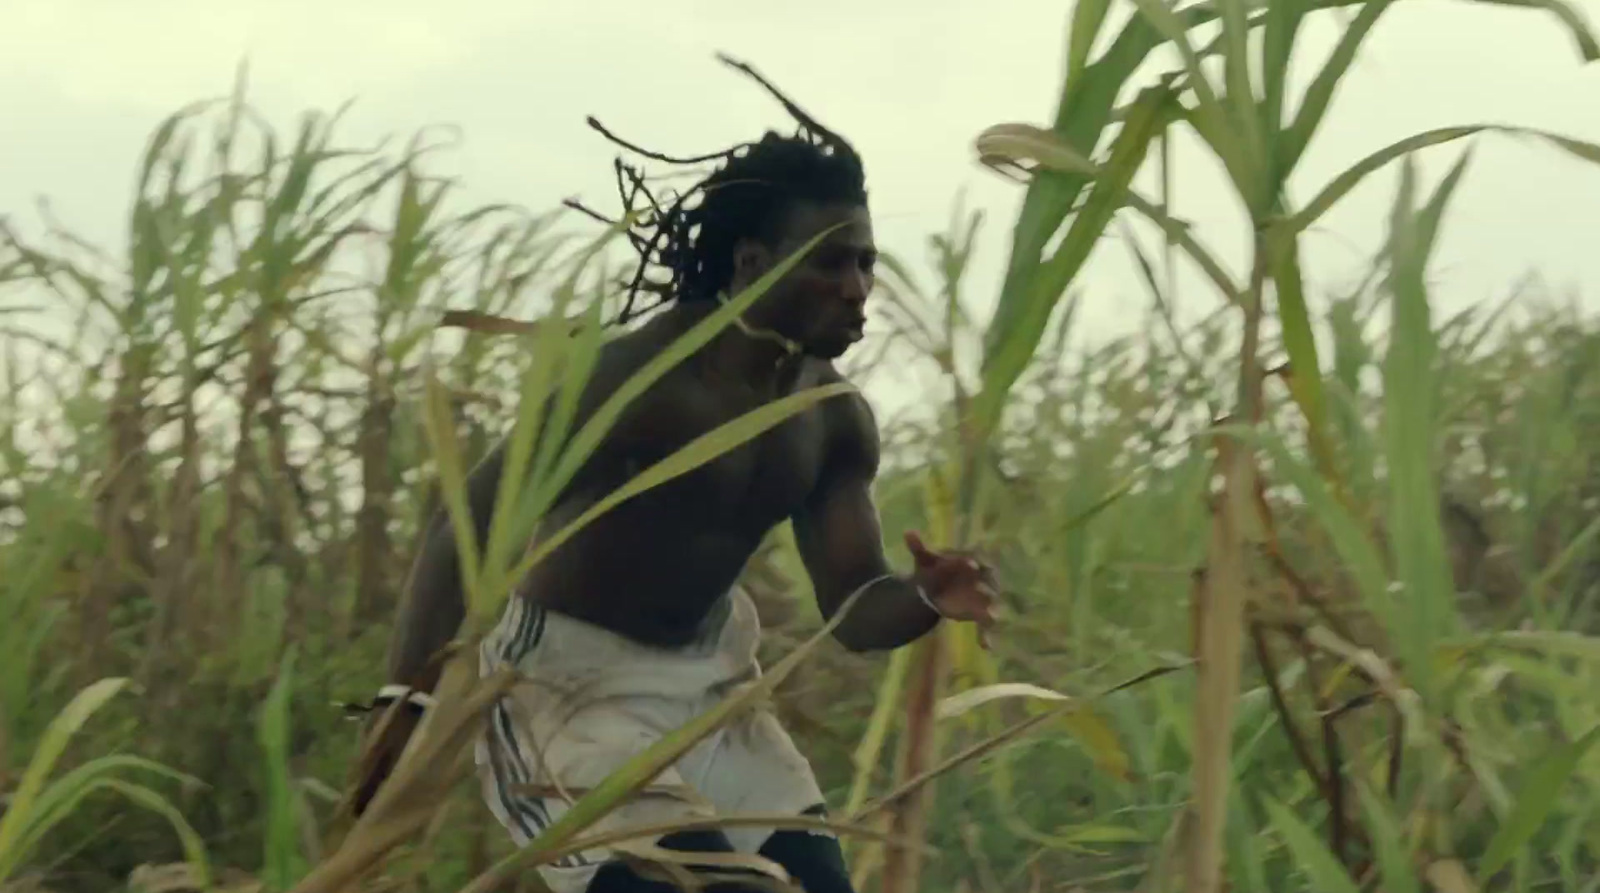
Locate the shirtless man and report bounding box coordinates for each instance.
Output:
[353,117,998,893]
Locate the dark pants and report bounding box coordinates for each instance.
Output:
[585,805,854,893]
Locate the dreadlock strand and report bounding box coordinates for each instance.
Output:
[582,54,867,322]
[615,183,699,323]
[585,116,748,166]
[713,53,851,154]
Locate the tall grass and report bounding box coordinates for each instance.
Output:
[5,5,1600,890]
[973,1,1600,889]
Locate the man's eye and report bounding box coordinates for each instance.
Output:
[813,251,850,271]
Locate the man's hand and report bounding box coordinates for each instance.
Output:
[904,530,1000,647]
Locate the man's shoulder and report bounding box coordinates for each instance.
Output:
[586,311,689,385]
[804,360,879,467]
[806,360,871,415]
[601,310,675,357]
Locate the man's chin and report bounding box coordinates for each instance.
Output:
[803,338,853,361]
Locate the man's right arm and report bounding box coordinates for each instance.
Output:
[382,446,506,693]
[352,446,509,816]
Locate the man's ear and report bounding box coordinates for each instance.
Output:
[731,238,772,288]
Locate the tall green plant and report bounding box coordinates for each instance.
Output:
[976,2,1600,888]
[0,679,207,886]
[259,649,305,890]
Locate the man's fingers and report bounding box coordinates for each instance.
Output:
[904,530,937,566]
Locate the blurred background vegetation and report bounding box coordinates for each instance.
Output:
[7,3,1600,892]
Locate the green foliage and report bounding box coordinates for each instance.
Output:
[0,679,207,887]
[5,5,1600,889]
[1479,724,1600,883]
[258,649,305,891]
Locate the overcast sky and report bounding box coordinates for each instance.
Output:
[4,0,1599,412]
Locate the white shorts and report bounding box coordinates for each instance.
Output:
[473,588,826,893]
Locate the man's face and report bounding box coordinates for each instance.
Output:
[729,200,877,361]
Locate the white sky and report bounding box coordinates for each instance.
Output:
[4,0,1600,415]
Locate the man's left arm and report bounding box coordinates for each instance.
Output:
[792,392,993,652]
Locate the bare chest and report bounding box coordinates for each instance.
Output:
[609,381,831,528]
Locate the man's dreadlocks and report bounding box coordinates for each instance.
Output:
[572,55,868,323]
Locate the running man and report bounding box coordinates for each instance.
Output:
[353,64,999,893]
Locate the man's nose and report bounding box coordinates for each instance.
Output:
[840,268,871,304]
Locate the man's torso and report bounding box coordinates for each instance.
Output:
[504,306,863,646]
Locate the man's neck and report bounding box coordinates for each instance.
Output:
[678,302,804,394]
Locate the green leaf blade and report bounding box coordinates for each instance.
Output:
[1263,796,1363,893]
[1479,725,1600,881]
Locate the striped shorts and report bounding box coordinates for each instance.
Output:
[473,588,826,893]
